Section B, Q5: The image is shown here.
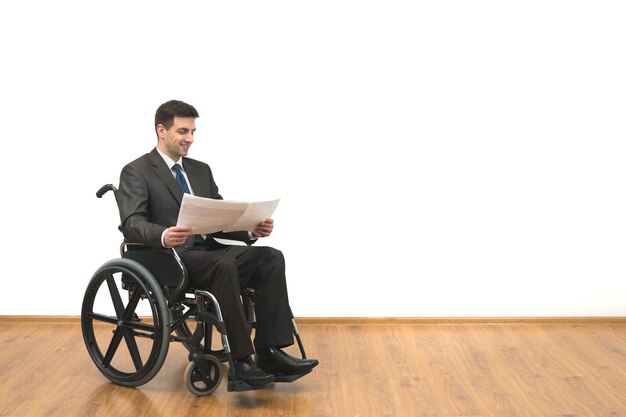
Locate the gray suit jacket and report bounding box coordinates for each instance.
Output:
[118,148,253,250]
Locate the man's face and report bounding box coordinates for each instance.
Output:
[157,116,196,161]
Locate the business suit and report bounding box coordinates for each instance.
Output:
[118,147,294,359]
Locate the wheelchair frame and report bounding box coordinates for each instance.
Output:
[80,184,307,396]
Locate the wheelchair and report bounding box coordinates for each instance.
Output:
[81,184,308,396]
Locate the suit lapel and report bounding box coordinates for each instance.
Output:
[183,158,210,198]
[149,148,184,204]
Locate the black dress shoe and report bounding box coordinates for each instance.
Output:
[233,356,274,387]
[256,347,319,377]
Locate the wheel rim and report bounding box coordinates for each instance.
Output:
[81,259,169,386]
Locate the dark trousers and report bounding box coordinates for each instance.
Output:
[180,245,294,360]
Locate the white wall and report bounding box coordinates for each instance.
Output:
[1,1,625,316]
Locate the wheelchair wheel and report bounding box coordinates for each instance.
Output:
[184,354,223,396]
[81,258,170,387]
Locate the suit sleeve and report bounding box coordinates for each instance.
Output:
[118,163,167,248]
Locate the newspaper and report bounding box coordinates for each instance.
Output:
[176,194,280,234]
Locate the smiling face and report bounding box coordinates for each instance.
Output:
[156,116,196,161]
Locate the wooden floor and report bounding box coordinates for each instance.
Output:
[1,319,626,417]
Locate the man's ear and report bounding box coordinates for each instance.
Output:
[156,124,166,138]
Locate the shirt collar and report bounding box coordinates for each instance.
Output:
[156,148,184,172]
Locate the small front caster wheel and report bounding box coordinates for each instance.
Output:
[184,354,223,396]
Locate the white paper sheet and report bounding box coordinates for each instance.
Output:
[224,199,281,232]
[176,194,280,234]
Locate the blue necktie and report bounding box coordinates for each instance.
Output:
[172,163,191,194]
[172,163,205,246]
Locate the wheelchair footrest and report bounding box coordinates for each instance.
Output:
[272,369,313,383]
[227,380,273,392]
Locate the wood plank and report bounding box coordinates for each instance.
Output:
[1,321,626,416]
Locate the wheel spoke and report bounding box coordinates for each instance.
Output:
[102,327,124,367]
[191,369,204,383]
[122,288,142,321]
[122,327,144,371]
[125,320,158,333]
[105,274,126,320]
[102,274,145,369]
[85,312,118,325]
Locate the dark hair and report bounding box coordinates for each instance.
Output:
[154,100,199,133]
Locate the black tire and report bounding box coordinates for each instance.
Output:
[81,258,170,387]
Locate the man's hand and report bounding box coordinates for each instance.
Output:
[252,218,274,238]
[164,225,193,247]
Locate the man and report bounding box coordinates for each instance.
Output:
[117,99,318,390]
